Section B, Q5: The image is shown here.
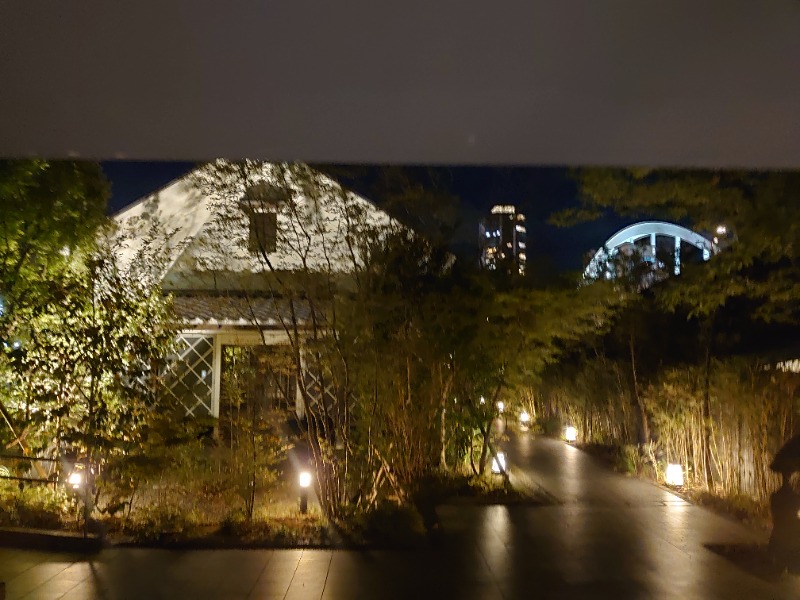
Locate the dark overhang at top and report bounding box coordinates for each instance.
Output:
[1,3,799,169]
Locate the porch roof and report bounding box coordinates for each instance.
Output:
[172,294,310,328]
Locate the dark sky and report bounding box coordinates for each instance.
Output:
[101,161,628,272]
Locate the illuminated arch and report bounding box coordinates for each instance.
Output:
[585,221,716,280]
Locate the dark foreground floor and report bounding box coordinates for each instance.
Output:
[2,433,798,599]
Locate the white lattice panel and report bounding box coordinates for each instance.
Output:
[163,333,215,416]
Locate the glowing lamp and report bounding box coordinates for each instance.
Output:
[479,396,486,405]
[564,426,577,443]
[497,401,505,414]
[68,471,83,489]
[298,471,312,489]
[519,411,531,424]
[491,452,507,474]
[665,463,684,487]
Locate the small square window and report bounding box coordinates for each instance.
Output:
[249,211,277,254]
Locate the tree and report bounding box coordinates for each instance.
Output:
[192,161,499,516]
[559,168,800,487]
[0,160,109,458]
[566,169,800,322]
[0,160,108,328]
[4,244,177,470]
[190,160,393,521]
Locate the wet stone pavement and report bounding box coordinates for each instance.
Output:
[3,433,800,599]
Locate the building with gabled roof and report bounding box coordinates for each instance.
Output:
[113,161,395,419]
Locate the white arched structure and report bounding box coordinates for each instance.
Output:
[585,221,716,281]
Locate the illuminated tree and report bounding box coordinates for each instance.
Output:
[5,245,177,465]
[0,160,108,457]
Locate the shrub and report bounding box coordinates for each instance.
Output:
[615,445,639,474]
[125,504,201,543]
[0,482,71,530]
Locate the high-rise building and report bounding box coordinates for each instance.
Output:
[479,205,527,275]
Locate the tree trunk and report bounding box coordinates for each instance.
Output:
[629,332,650,445]
[702,327,714,490]
[478,417,493,475]
[439,399,448,470]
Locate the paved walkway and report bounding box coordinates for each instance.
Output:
[2,433,799,599]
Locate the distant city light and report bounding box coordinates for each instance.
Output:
[564,426,577,443]
[715,224,727,235]
[491,205,516,214]
[665,463,684,486]
[491,452,507,474]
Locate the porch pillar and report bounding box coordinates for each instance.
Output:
[211,334,222,417]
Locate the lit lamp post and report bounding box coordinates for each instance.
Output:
[564,426,577,443]
[519,410,531,429]
[298,470,312,514]
[67,462,91,538]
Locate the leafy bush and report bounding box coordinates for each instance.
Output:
[615,445,640,474]
[125,505,202,543]
[221,511,329,545]
[0,482,71,530]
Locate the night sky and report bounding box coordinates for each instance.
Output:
[101,161,630,272]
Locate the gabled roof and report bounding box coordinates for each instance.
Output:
[113,175,213,277]
[113,162,395,293]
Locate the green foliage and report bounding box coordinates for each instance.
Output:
[566,168,800,322]
[0,482,71,530]
[616,445,640,475]
[0,160,108,330]
[0,158,179,463]
[220,513,329,546]
[126,504,202,543]
[3,246,177,462]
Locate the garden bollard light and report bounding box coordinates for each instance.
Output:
[299,470,312,514]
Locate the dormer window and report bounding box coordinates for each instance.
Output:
[241,182,288,255]
[249,211,277,254]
